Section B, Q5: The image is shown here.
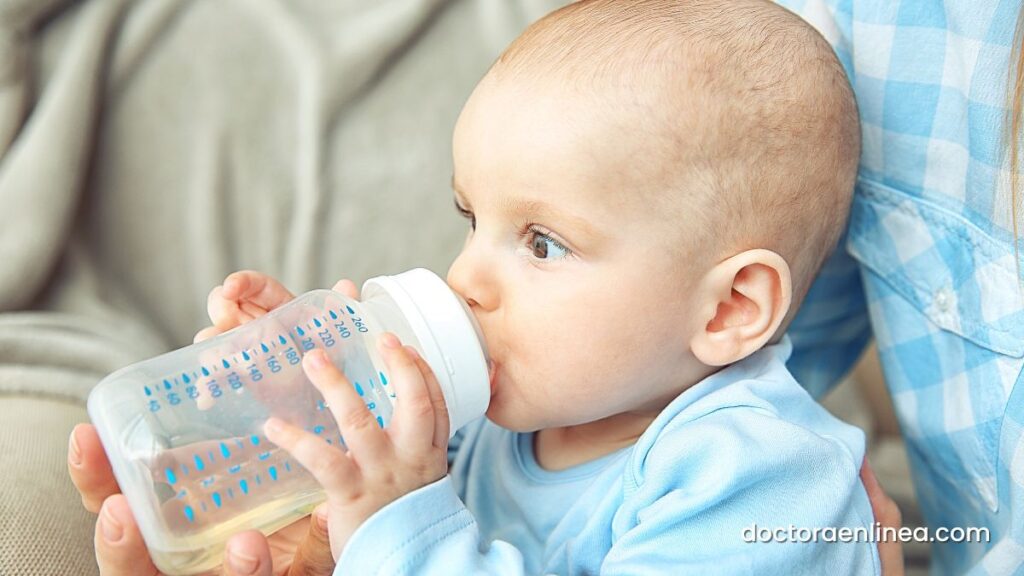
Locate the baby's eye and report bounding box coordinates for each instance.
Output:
[527,229,571,261]
[454,199,476,230]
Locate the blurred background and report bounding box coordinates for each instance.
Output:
[0,1,921,574]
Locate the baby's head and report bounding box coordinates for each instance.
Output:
[446,0,859,432]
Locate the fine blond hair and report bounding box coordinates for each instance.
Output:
[493,0,861,307]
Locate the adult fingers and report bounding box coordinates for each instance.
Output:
[861,460,904,576]
[222,531,274,576]
[94,495,159,576]
[69,424,121,514]
[287,505,336,576]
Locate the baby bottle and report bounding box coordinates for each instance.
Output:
[87,268,490,575]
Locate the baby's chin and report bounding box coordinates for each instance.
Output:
[484,399,546,433]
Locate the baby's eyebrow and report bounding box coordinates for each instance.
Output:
[452,175,600,243]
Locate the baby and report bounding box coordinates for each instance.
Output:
[206,0,876,573]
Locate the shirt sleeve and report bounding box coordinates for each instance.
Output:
[334,475,531,576]
[786,234,872,399]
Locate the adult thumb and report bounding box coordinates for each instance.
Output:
[288,505,335,576]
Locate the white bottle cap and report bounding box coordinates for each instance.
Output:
[362,268,490,434]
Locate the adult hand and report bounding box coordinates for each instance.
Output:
[68,275,361,575]
[69,423,336,575]
[861,459,904,576]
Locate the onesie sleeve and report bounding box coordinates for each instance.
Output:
[333,475,531,576]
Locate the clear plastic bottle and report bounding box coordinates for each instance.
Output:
[87,268,490,575]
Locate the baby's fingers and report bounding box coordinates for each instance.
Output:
[207,272,295,331]
[193,325,222,343]
[303,350,390,464]
[207,285,254,331]
[407,348,450,449]
[331,278,359,300]
[263,417,357,494]
[380,336,437,455]
[223,271,295,311]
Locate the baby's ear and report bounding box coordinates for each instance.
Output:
[689,249,792,366]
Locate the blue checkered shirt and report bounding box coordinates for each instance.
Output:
[775,1,1024,574]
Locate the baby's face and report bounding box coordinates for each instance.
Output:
[446,77,712,432]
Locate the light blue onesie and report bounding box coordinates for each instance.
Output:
[334,337,881,575]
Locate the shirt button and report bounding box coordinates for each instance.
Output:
[934,289,951,312]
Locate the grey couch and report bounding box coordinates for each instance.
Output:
[0,1,565,573]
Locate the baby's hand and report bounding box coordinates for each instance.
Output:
[194,271,359,342]
[262,333,450,561]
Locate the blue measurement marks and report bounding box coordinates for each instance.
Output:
[150,304,365,411]
[179,452,297,524]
